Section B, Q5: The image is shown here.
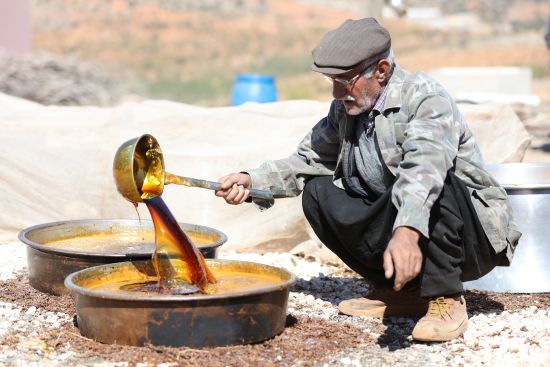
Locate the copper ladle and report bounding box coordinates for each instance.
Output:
[112,134,275,207]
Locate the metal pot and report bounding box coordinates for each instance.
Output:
[19,219,227,295]
[65,259,295,347]
[464,163,550,293]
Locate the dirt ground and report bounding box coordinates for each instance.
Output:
[1,273,549,367]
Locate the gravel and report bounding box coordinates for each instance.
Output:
[0,241,26,281]
[1,238,549,366]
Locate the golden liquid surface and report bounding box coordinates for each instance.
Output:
[82,261,286,297]
[140,147,164,197]
[42,230,219,254]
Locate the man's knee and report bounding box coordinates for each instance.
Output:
[302,176,333,220]
[303,176,330,201]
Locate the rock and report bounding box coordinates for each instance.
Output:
[25,307,36,316]
[460,103,532,163]
[289,229,344,266]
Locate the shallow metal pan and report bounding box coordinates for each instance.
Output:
[19,219,227,295]
[65,259,295,347]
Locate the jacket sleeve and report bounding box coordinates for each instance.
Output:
[246,101,342,198]
[391,92,461,237]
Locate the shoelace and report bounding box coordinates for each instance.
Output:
[427,297,452,318]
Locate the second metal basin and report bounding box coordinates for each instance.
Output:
[19,219,227,295]
[464,163,550,292]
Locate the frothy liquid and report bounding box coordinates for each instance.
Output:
[88,262,284,296]
[43,230,219,254]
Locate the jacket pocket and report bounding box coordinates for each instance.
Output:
[471,186,511,254]
[472,186,507,207]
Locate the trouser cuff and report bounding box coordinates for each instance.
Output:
[421,270,463,298]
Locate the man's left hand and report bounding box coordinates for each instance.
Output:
[383,227,423,291]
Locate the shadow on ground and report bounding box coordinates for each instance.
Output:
[463,290,505,315]
[291,275,370,306]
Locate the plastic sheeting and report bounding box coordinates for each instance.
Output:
[0,93,530,251]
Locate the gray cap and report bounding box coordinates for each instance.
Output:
[311,18,391,75]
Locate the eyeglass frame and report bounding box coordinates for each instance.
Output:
[322,62,377,88]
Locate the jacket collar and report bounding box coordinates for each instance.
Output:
[381,64,406,113]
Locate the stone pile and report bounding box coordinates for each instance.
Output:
[0,51,121,106]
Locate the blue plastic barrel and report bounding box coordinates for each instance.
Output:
[231,74,277,106]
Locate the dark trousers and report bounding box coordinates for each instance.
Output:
[302,172,502,298]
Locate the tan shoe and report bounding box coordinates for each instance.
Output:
[412,295,468,342]
[338,287,429,318]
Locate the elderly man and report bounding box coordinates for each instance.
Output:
[215,18,520,342]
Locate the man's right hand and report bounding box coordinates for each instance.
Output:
[215,173,252,205]
[383,226,423,291]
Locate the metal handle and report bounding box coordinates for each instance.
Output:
[170,175,274,201]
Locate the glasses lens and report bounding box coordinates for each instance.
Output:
[323,75,350,87]
[323,75,335,85]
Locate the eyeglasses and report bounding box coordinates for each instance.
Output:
[322,72,363,88]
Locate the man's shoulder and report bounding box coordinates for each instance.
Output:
[398,68,447,95]
[389,66,454,110]
[381,65,447,112]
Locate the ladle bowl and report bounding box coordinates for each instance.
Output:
[65,259,295,347]
[113,134,161,204]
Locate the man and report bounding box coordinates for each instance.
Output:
[215,18,520,342]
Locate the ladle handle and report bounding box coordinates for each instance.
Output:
[170,176,274,201]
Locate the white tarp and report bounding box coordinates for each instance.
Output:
[0,93,531,252]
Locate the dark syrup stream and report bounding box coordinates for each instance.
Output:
[139,196,217,294]
[124,146,217,295]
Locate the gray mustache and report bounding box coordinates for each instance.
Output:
[338,95,355,101]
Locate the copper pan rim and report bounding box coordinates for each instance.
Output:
[64,259,296,302]
[18,218,227,259]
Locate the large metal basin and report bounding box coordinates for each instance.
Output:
[19,219,227,295]
[65,259,295,347]
[464,163,550,292]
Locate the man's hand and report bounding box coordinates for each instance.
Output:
[383,227,423,291]
[215,173,252,205]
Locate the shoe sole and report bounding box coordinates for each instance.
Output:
[412,317,468,342]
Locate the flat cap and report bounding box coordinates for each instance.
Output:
[311,18,391,75]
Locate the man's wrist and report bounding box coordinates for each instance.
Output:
[393,226,422,241]
[238,171,252,187]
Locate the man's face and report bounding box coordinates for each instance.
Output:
[326,64,383,116]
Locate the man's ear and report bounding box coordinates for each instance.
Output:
[375,60,391,83]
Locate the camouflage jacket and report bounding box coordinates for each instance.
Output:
[247,65,521,263]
